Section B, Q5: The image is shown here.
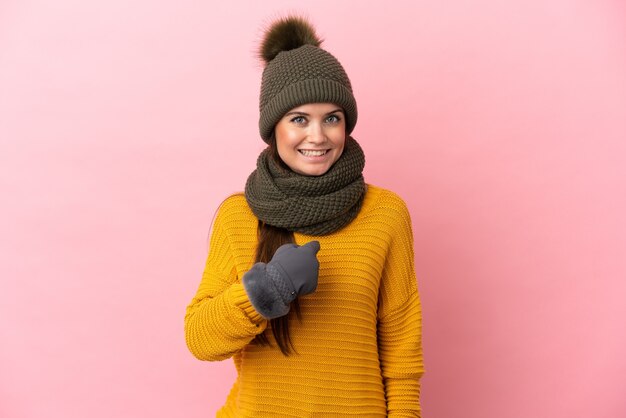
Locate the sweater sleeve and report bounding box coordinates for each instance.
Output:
[377,193,425,417]
[184,199,268,361]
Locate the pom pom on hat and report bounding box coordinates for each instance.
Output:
[257,16,358,142]
[259,16,323,64]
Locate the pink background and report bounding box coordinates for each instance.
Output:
[1,1,625,417]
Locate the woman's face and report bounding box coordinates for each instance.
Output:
[274,103,346,176]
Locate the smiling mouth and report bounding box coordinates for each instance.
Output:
[299,149,329,157]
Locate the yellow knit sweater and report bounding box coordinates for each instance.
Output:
[185,184,424,417]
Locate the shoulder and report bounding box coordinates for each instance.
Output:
[218,192,247,212]
[213,192,256,228]
[362,184,412,223]
[367,184,409,207]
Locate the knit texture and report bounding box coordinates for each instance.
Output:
[185,185,424,417]
[259,44,358,142]
[245,136,366,236]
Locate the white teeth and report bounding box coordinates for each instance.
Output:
[300,150,328,157]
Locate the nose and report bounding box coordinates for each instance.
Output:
[307,122,327,144]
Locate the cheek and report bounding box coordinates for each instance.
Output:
[276,142,290,164]
[333,131,346,151]
[276,126,300,150]
[274,128,296,163]
[275,134,288,152]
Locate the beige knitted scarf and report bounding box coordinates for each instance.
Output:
[244,136,366,236]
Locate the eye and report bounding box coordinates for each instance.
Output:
[325,114,341,124]
[290,116,307,124]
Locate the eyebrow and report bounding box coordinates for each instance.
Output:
[284,108,344,117]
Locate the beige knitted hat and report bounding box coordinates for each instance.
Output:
[258,16,358,143]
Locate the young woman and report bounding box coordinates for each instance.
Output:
[185,16,425,417]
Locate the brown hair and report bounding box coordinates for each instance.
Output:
[252,135,301,355]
